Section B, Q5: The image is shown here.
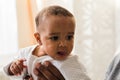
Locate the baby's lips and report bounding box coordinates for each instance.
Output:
[57,51,66,55]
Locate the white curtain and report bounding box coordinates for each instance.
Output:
[73,0,115,80]
[0,0,18,55]
[115,0,120,49]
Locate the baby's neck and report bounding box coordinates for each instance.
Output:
[32,45,46,57]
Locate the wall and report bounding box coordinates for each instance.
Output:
[16,0,36,48]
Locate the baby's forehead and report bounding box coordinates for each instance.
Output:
[37,15,75,32]
[42,15,75,26]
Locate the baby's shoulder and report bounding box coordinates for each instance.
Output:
[18,45,38,56]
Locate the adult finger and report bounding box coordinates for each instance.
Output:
[37,63,59,80]
[43,61,65,80]
[34,63,48,80]
[37,75,48,80]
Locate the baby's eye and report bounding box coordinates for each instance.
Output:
[66,35,73,40]
[50,36,59,41]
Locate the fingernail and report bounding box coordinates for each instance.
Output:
[43,61,49,67]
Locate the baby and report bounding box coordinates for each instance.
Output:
[3,5,91,80]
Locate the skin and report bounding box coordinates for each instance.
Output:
[8,59,26,75]
[34,15,75,60]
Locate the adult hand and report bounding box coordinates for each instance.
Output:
[33,61,65,80]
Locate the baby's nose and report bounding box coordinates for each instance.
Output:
[59,40,66,47]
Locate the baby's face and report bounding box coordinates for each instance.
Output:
[38,16,75,60]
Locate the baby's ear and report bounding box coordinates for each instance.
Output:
[34,32,42,45]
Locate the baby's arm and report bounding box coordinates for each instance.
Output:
[8,59,27,76]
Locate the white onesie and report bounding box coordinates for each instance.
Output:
[3,45,91,80]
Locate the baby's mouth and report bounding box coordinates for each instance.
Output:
[57,51,66,56]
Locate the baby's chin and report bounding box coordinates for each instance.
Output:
[53,54,69,61]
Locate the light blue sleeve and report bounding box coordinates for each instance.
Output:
[105,53,120,80]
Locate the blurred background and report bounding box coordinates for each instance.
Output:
[0,0,120,80]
